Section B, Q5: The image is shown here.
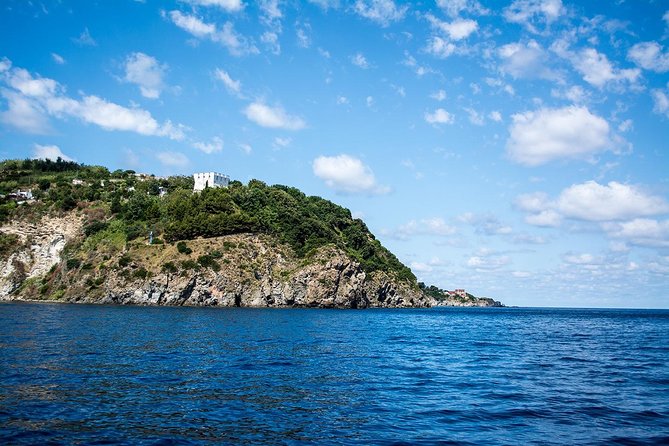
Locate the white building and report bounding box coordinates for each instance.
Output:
[193,172,230,192]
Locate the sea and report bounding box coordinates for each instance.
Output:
[0,302,668,445]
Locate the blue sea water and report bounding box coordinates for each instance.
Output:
[0,303,668,445]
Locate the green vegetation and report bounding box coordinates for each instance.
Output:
[0,158,416,284]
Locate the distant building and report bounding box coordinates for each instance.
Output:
[452,289,467,298]
[193,172,230,192]
[72,179,86,186]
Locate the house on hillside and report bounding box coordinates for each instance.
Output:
[193,172,230,192]
[452,289,467,298]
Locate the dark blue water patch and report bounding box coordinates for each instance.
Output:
[0,303,668,445]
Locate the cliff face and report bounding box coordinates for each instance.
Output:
[1,214,430,308]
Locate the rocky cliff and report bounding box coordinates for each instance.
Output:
[0,213,430,308]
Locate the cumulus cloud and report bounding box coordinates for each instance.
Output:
[556,181,669,222]
[183,0,244,11]
[424,108,454,125]
[351,53,370,69]
[504,0,564,33]
[167,10,257,56]
[31,144,75,162]
[516,181,669,227]
[553,42,640,89]
[123,52,166,99]
[651,86,669,117]
[384,217,457,240]
[0,60,185,139]
[506,106,613,166]
[353,0,407,27]
[312,154,389,194]
[627,41,669,72]
[498,40,560,81]
[466,248,511,270]
[214,68,241,96]
[436,0,488,17]
[602,219,669,248]
[427,15,478,41]
[243,102,305,130]
[156,151,189,167]
[425,36,456,58]
[192,136,223,154]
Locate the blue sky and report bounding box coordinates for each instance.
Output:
[1,0,668,308]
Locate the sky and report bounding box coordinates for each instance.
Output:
[1,0,668,308]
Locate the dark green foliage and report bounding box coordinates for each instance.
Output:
[66,258,81,269]
[0,158,417,285]
[133,267,149,279]
[84,220,108,236]
[118,254,131,268]
[197,254,220,271]
[151,238,164,245]
[162,262,177,274]
[180,259,200,270]
[176,241,192,255]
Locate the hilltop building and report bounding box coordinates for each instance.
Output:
[193,172,230,192]
[452,289,467,298]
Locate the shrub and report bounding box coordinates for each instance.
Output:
[162,262,177,274]
[66,258,81,269]
[176,241,192,255]
[118,254,131,268]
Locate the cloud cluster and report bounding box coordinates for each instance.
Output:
[123,52,167,99]
[243,102,305,130]
[424,108,454,125]
[424,14,478,59]
[312,154,389,194]
[506,105,612,166]
[503,0,564,33]
[184,0,244,12]
[167,10,257,56]
[516,181,669,247]
[0,59,185,139]
[353,0,407,27]
[32,144,75,162]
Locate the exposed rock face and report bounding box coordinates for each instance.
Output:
[1,214,430,308]
[0,213,84,296]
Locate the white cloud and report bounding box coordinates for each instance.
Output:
[425,36,456,58]
[430,89,447,101]
[238,143,253,154]
[214,68,241,95]
[651,86,669,117]
[506,106,612,166]
[312,154,389,194]
[73,27,97,46]
[123,52,166,99]
[0,60,186,139]
[603,219,669,248]
[464,107,484,126]
[551,85,589,103]
[504,0,564,33]
[366,96,374,107]
[427,15,478,41]
[273,136,292,148]
[466,252,511,270]
[436,0,488,17]
[192,136,223,154]
[498,40,559,81]
[627,41,669,72]
[31,144,75,162]
[553,42,641,89]
[489,110,502,122]
[556,181,669,222]
[336,95,349,105]
[387,217,457,240]
[425,108,454,125]
[353,0,407,27]
[51,53,65,65]
[261,31,281,55]
[517,181,669,227]
[410,261,433,273]
[156,151,189,167]
[243,102,305,130]
[167,11,257,56]
[296,27,311,48]
[351,53,370,69]
[184,0,244,11]
[525,210,562,227]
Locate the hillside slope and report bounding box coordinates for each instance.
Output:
[0,159,501,308]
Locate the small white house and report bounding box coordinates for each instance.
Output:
[193,172,230,192]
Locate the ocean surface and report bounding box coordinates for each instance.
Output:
[0,303,668,445]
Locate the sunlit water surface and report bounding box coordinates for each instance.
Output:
[1,302,668,445]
